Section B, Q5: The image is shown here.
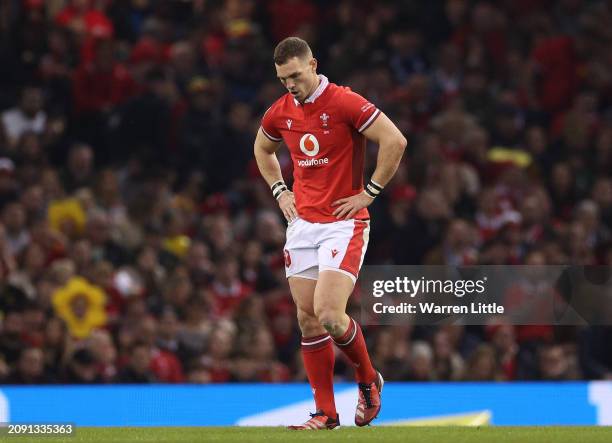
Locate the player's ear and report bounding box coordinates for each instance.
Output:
[310,58,317,73]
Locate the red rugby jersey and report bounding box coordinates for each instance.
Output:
[261,75,381,223]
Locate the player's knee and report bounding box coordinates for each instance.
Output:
[296,310,321,335]
[316,310,344,337]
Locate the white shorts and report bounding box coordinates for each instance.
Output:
[284,217,370,283]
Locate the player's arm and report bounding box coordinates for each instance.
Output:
[332,113,407,219]
[254,128,298,222]
[362,113,407,187]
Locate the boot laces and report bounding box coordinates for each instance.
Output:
[358,383,373,408]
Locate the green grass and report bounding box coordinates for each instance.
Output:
[2,426,611,443]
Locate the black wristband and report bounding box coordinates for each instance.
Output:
[365,179,384,198]
[271,181,285,192]
[271,181,289,200]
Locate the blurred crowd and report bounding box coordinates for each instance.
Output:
[0,0,611,385]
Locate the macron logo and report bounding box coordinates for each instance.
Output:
[287,119,292,129]
[331,249,339,258]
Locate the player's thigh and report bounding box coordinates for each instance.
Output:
[288,274,317,316]
[317,219,370,283]
[284,218,319,290]
[313,269,355,319]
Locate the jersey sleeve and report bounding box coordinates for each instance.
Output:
[342,90,381,133]
[260,106,283,142]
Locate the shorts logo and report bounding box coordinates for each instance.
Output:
[299,133,320,157]
[284,249,292,268]
[331,249,339,258]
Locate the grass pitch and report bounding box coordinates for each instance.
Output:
[1,426,611,443]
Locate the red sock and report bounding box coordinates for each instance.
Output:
[333,318,377,383]
[301,333,337,417]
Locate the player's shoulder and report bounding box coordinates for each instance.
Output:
[328,83,369,104]
[326,82,352,98]
[264,93,293,117]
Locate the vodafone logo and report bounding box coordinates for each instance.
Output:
[299,133,320,157]
[296,133,328,167]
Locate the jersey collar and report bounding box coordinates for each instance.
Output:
[294,74,329,106]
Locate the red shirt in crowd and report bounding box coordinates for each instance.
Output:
[150,348,185,383]
[210,280,252,318]
[267,0,317,41]
[55,3,114,63]
[531,36,580,112]
[72,61,136,114]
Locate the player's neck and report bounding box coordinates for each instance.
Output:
[301,75,321,104]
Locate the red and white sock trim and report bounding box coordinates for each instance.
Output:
[333,318,358,347]
[301,333,331,350]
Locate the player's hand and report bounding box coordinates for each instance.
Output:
[332,192,374,220]
[278,190,298,223]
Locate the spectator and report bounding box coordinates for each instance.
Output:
[464,344,503,381]
[0,158,19,209]
[578,326,612,380]
[63,348,102,383]
[209,255,252,318]
[488,322,519,380]
[117,342,156,383]
[1,86,46,149]
[42,316,67,379]
[88,329,117,382]
[136,315,184,383]
[72,38,135,143]
[0,310,25,365]
[177,76,224,179]
[370,328,411,381]
[5,347,52,384]
[233,328,290,382]
[199,320,237,383]
[432,328,465,381]
[537,344,580,380]
[2,202,30,256]
[112,68,176,165]
[61,143,95,192]
[407,341,435,381]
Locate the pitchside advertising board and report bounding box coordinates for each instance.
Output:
[0,382,611,426]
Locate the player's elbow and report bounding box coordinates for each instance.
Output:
[390,133,407,156]
[398,135,408,151]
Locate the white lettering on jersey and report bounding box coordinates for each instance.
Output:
[297,157,329,167]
